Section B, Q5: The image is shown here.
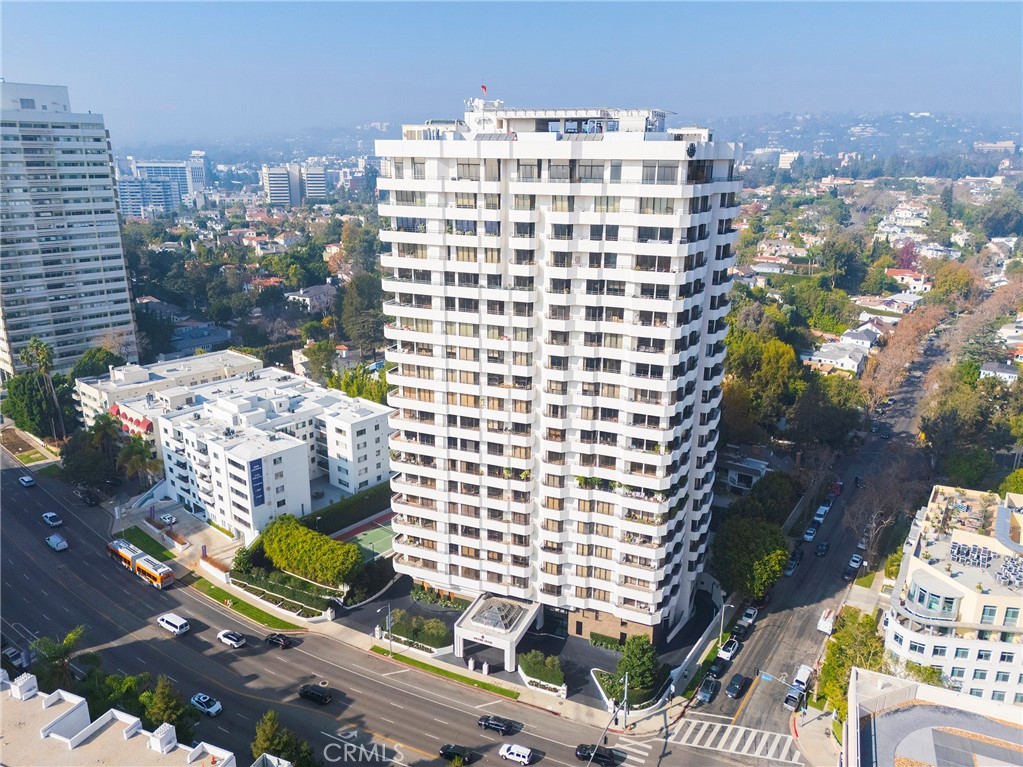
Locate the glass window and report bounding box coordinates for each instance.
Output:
[977,650,992,661]
[931,646,947,657]
[1005,607,1020,626]
[991,691,1005,702]
[909,641,925,654]
[999,652,1015,663]
[980,605,997,625]
[972,669,987,680]
[916,587,927,605]
[954,648,969,659]
[995,671,1010,683]
[609,161,622,183]
[1015,693,1023,704]
[893,633,904,646]
[950,667,965,679]
[968,688,983,698]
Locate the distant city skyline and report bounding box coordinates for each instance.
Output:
[4,2,1020,144]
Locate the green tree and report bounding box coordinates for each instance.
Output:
[30,625,91,692]
[251,709,318,767]
[262,515,364,585]
[1,371,63,438]
[18,337,66,438]
[89,413,124,463]
[70,347,127,380]
[944,446,993,487]
[710,516,788,599]
[904,661,944,686]
[998,469,1023,496]
[299,320,328,342]
[615,635,660,691]
[61,430,116,488]
[327,363,390,404]
[140,675,198,743]
[303,339,337,382]
[975,191,1023,238]
[818,609,886,720]
[341,273,384,356]
[940,184,954,217]
[117,435,162,488]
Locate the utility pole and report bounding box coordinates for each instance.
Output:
[622,672,629,731]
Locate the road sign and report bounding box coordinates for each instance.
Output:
[762,674,773,681]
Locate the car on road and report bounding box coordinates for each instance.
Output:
[751,592,771,610]
[478,715,516,735]
[718,638,740,661]
[880,433,891,440]
[1,645,26,669]
[783,686,805,711]
[575,744,616,766]
[216,630,246,649]
[848,554,863,570]
[18,475,35,488]
[45,534,69,552]
[803,523,819,542]
[784,557,800,577]
[696,677,720,704]
[159,513,177,526]
[740,606,758,625]
[708,656,731,679]
[440,745,476,763]
[298,684,332,705]
[498,744,532,765]
[843,562,861,581]
[730,622,752,642]
[265,633,293,649]
[831,481,844,496]
[41,512,63,528]
[815,542,830,557]
[189,693,222,717]
[857,536,868,551]
[725,673,748,699]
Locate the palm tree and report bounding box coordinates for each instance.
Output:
[30,625,95,692]
[117,436,162,488]
[89,413,123,463]
[18,337,66,439]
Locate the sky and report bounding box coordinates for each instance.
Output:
[3,2,1021,144]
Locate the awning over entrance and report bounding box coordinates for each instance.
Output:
[453,594,542,673]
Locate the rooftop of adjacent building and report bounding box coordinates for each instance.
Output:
[77,349,262,390]
[0,81,72,114]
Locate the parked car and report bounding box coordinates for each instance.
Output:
[783,686,805,711]
[189,693,222,717]
[440,745,475,763]
[478,715,516,735]
[41,512,63,528]
[575,744,616,766]
[751,592,772,610]
[784,557,800,577]
[696,677,720,704]
[725,673,748,699]
[857,536,868,551]
[159,513,177,526]
[1,646,26,669]
[848,554,863,570]
[803,523,819,542]
[708,656,731,679]
[730,622,752,642]
[815,542,830,557]
[298,684,332,705]
[45,534,69,552]
[718,638,740,661]
[81,493,98,506]
[265,633,293,649]
[740,606,758,625]
[217,630,246,649]
[18,475,35,488]
[498,744,532,765]
[831,481,844,496]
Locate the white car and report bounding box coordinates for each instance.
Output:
[740,606,758,625]
[18,475,35,488]
[159,514,177,526]
[189,693,222,717]
[718,637,740,661]
[1,646,26,669]
[42,512,63,528]
[217,630,246,649]
[498,744,532,766]
[46,534,69,552]
[848,554,864,570]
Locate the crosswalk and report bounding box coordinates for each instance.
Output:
[612,737,653,766]
[667,718,803,764]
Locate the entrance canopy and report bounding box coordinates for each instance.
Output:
[453,594,541,672]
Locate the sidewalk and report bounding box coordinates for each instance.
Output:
[792,708,842,767]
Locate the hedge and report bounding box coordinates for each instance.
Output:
[232,569,338,612]
[229,341,303,368]
[302,482,392,536]
[589,632,625,652]
[518,650,565,686]
[262,514,363,585]
[381,608,452,648]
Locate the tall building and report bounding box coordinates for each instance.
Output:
[127,152,207,202]
[116,176,176,218]
[885,485,1023,704]
[261,163,302,207]
[0,82,139,380]
[378,99,741,642]
[302,165,328,199]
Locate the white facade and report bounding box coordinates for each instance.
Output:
[0,82,139,380]
[145,368,392,543]
[303,165,328,199]
[128,153,207,200]
[377,99,741,640]
[262,163,301,207]
[885,486,1023,704]
[74,349,263,428]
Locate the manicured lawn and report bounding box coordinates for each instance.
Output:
[36,464,63,478]
[186,575,301,630]
[120,526,175,560]
[18,450,48,464]
[370,646,519,699]
[854,571,876,589]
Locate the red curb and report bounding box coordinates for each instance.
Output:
[791,716,799,738]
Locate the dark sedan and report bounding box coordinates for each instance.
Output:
[725,673,748,699]
[440,745,475,763]
[575,744,616,766]
[265,633,293,649]
[477,714,516,735]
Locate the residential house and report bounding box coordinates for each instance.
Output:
[885,268,932,294]
[803,343,868,376]
[840,327,880,350]
[292,343,363,381]
[285,283,337,314]
[979,362,1019,385]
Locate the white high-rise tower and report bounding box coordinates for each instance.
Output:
[378,100,740,642]
[0,82,138,379]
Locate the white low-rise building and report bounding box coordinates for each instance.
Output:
[803,342,868,375]
[979,362,1019,385]
[884,486,1023,704]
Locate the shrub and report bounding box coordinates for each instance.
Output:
[518,650,565,686]
[342,557,394,605]
[262,514,363,585]
[410,585,471,610]
[302,483,391,536]
[382,608,453,648]
[589,632,625,652]
[884,549,904,579]
[201,556,230,573]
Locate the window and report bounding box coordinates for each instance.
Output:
[954,648,969,659]
[1005,607,1020,626]
[893,633,904,646]
[909,641,925,654]
[980,605,997,625]
[950,667,964,679]
[999,651,1015,663]
[931,646,947,657]
[977,650,992,661]
[272,457,282,465]
[968,689,983,698]
[276,499,286,508]
[995,671,1010,683]
[991,691,1006,702]
[972,669,987,680]
[356,429,366,436]
[1015,693,1023,704]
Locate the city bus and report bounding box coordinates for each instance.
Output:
[106,539,174,589]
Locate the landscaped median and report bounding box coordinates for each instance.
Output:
[370,646,519,699]
[183,573,301,631]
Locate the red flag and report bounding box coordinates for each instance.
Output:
[481,84,487,96]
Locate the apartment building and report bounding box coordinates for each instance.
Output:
[303,165,328,199]
[127,151,207,200]
[143,368,391,543]
[74,349,263,427]
[0,81,139,379]
[377,99,741,642]
[261,163,302,207]
[885,485,1023,704]
[116,176,177,218]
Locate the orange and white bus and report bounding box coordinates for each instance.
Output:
[106,539,174,589]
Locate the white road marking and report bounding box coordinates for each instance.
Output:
[237,714,249,720]
[166,676,177,683]
[389,701,404,708]
[383,668,408,676]
[349,687,364,694]
[616,741,652,754]
[476,700,503,708]
[425,733,440,740]
[62,606,72,614]
[218,726,230,733]
[433,717,447,724]
[39,589,48,597]
[381,717,395,724]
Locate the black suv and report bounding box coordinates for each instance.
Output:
[440,745,475,763]
[298,684,332,705]
[575,744,616,766]
[708,656,731,679]
[477,714,515,735]
[266,633,293,649]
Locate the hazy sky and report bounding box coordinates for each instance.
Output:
[3,2,1020,144]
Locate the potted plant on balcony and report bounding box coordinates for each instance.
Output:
[519,470,531,481]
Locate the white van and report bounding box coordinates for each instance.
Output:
[792,663,813,692]
[157,613,190,636]
[813,505,829,524]
[499,744,532,765]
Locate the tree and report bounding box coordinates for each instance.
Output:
[0,371,63,438]
[944,446,993,487]
[18,337,66,439]
[30,625,91,692]
[117,435,162,488]
[303,339,337,383]
[616,635,660,691]
[89,413,124,463]
[341,273,384,356]
[818,608,886,720]
[262,515,364,585]
[70,347,127,381]
[975,191,1023,238]
[61,429,116,488]
[140,675,198,743]
[940,184,954,218]
[328,363,390,404]
[710,516,789,599]
[251,710,319,767]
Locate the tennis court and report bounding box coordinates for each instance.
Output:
[347,521,393,561]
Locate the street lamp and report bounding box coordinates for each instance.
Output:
[377,603,392,657]
[720,603,735,643]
